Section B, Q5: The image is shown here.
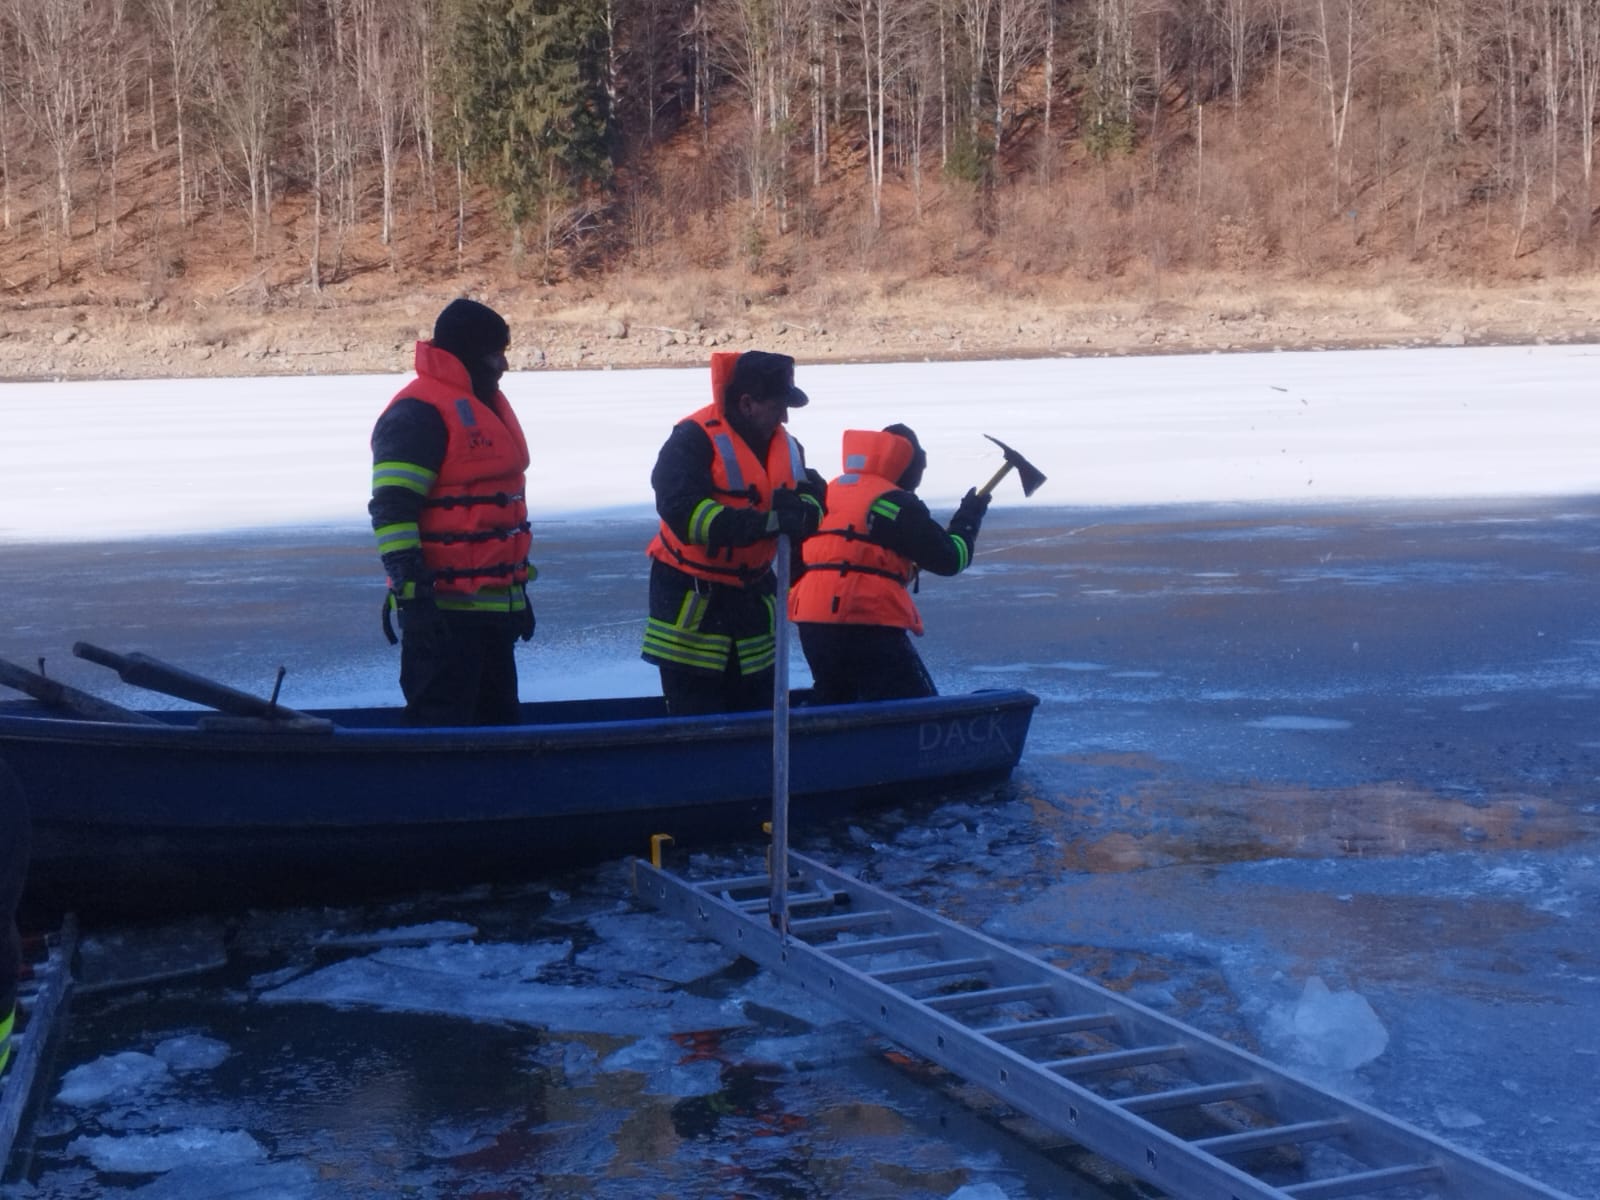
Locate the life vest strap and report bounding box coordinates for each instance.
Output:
[422,521,532,546]
[806,559,912,585]
[661,538,766,585]
[424,491,526,510]
[431,562,528,583]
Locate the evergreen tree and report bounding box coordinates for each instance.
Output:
[443,0,610,265]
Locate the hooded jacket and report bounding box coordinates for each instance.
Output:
[790,429,926,633]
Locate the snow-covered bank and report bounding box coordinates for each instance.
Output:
[2,344,1597,542]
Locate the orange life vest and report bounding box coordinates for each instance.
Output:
[790,429,924,634]
[647,352,803,585]
[385,342,532,597]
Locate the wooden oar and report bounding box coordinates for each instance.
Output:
[0,657,165,725]
[72,642,334,731]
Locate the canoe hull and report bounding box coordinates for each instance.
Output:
[0,690,1038,920]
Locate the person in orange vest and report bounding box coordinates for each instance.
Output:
[0,759,27,1080]
[643,350,826,716]
[369,298,535,726]
[790,424,990,704]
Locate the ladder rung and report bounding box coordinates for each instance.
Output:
[704,874,779,894]
[869,956,992,984]
[1117,1079,1267,1113]
[1282,1163,1442,1198]
[926,983,1051,1012]
[1194,1118,1348,1156]
[732,887,835,913]
[979,1012,1120,1042]
[823,932,941,958]
[1042,1043,1188,1076]
[789,909,894,936]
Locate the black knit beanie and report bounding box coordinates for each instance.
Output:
[432,298,510,401]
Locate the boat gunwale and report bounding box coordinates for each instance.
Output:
[0,688,1041,754]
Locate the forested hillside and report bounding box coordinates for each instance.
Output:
[0,0,1596,366]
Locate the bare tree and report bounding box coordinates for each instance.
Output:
[842,0,909,226]
[710,0,808,225]
[209,0,292,258]
[356,0,417,250]
[1298,0,1373,207]
[149,0,212,227]
[4,0,97,248]
[992,0,1046,160]
[1568,0,1600,200]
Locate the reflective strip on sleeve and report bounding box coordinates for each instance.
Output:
[869,497,901,522]
[372,461,437,495]
[374,522,422,554]
[687,499,724,546]
[951,532,972,572]
[0,1003,13,1076]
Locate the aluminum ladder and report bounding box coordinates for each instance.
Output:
[634,851,1576,1200]
[0,916,77,1180]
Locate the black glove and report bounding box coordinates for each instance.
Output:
[949,487,991,542]
[398,584,450,644]
[709,506,771,550]
[769,487,820,539]
[514,602,536,642]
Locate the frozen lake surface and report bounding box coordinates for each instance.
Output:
[0,346,1597,1198]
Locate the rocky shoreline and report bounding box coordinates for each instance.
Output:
[2,279,1595,382]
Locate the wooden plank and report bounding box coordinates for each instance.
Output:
[72,643,330,727]
[0,658,164,725]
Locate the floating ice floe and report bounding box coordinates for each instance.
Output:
[55,1051,172,1107]
[153,1035,230,1072]
[68,1128,265,1174]
[1264,975,1389,1074]
[260,937,743,1036]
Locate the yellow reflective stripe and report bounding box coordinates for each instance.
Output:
[374,522,421,554]
[735,631,775,674]
[733,594,777,674]
[674,591,710,632]
[687,499,723,545]
[0,1004,13,1076]
[870,498,901,522]
[951,532,972,572]
[372,461,436,494]
[642,618,731,670]
[436,587,527,612]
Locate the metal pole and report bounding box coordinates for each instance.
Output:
[768,532,791,938]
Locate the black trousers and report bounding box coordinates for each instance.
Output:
[797,622,938,706]
[399,610,522,726]
[0,758,29,1027]
[658,660,775,717]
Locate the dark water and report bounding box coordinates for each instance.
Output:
[3,499,1598,1198]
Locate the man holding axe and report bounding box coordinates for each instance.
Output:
[790,429,1045,704]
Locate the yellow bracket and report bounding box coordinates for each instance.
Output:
[649,833,674,869]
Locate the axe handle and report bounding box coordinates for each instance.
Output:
[977,461,1014,498]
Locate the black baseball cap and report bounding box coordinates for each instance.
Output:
[726,350,808,408]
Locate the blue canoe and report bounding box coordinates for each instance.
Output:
[0,689,1039,921]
